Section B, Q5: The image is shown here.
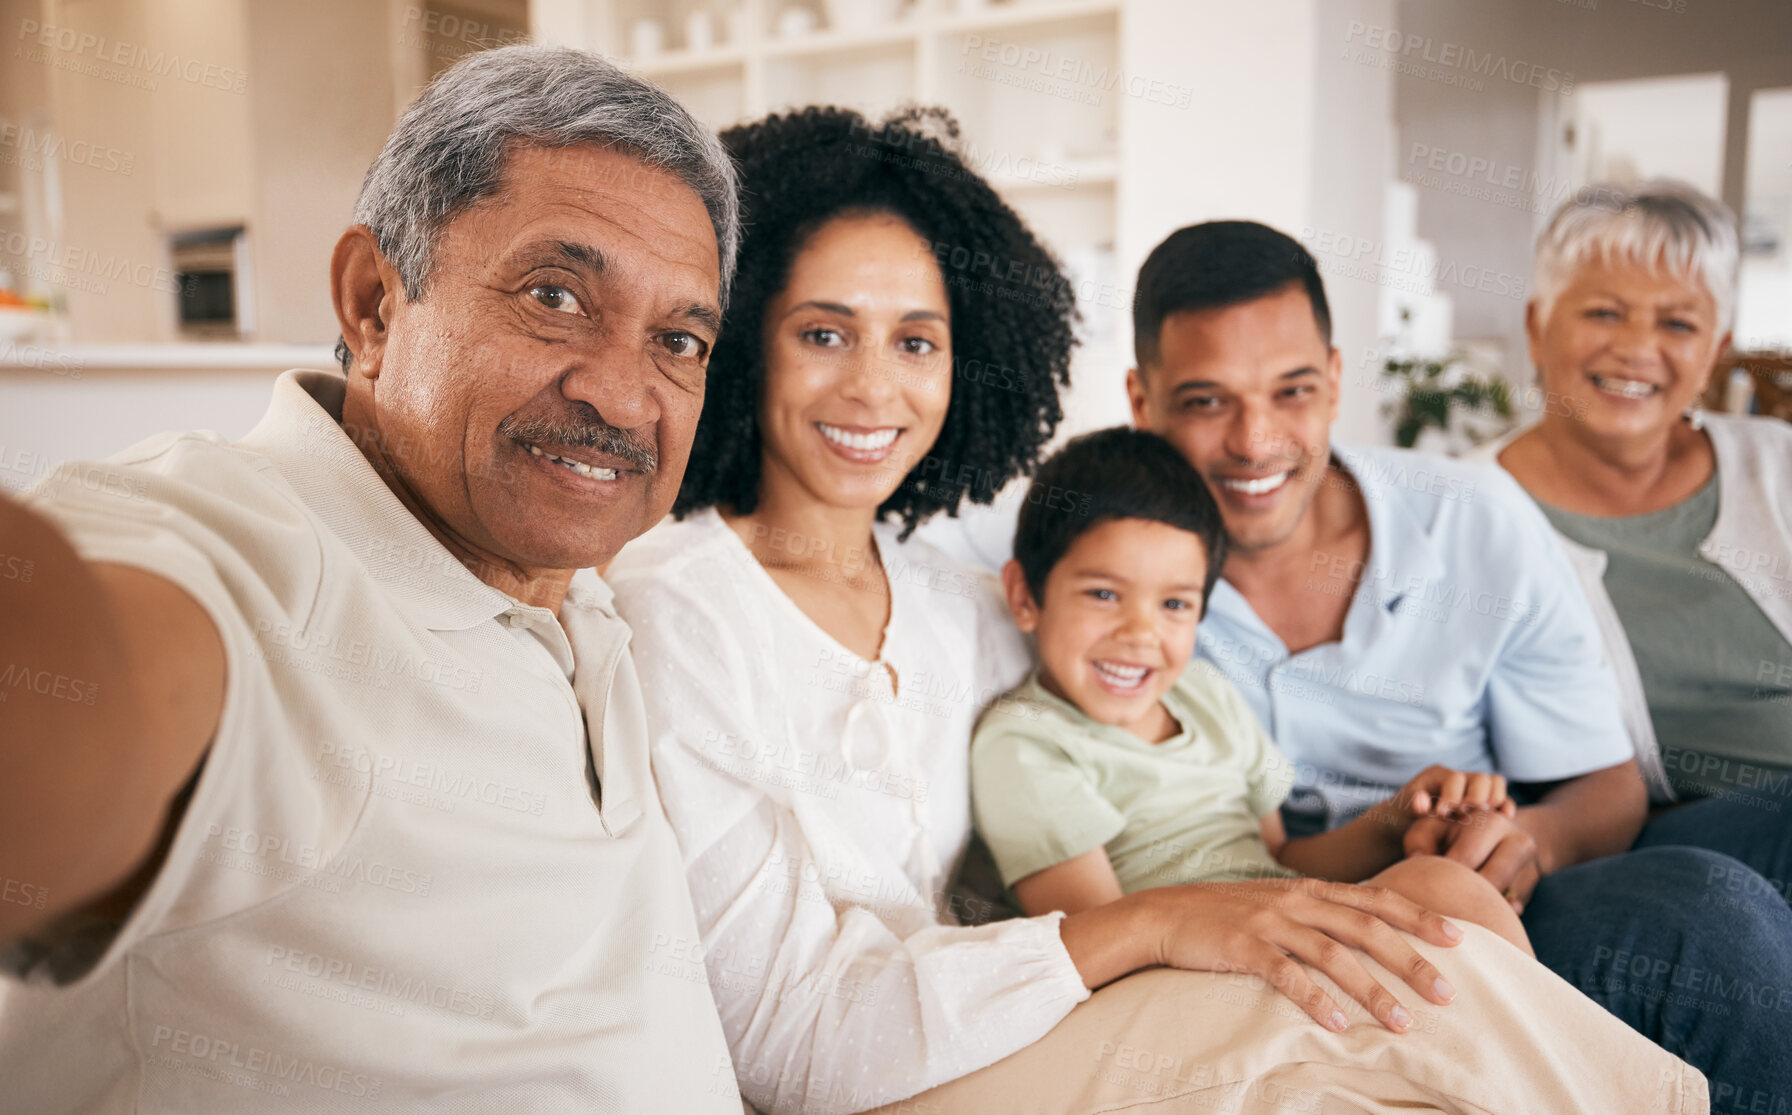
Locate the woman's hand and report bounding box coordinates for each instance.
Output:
[1061,876,1463,1034]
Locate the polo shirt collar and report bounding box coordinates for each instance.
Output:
[1208,446,1448,654]
[237,368,518,632]
[1333,445,1449,623]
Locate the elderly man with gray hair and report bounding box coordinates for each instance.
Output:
[0,46,743,1112]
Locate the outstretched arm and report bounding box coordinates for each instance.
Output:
[0,492,224,944]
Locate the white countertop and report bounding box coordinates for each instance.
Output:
[0,342,336,371]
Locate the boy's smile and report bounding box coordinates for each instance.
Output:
[1002,518,1210,743]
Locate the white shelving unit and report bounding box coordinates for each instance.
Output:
[538,0,1134,430]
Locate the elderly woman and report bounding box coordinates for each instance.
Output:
[607,108,1702,1115]
[1488,180,1792,890]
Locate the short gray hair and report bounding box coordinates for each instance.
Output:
[1532,179,1739,333]
[334,44,739,371]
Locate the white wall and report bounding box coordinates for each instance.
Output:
[0,362,289,494]
[1115,0,1316,280]
[1572,74,1729,197]
[243,0,396,346]
[1393,0,1792,389]
[1116,0,1396,447]
[1309,0,1397,447]
[1735,86,1792,353]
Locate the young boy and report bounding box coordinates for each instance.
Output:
[970,427,1531,953]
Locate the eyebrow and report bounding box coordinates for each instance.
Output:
[514,239,607,278]
[515,239,722,335]
[675,302,723,335]
[1066,569,1204,593]
[1585,291,1705,312]
[1170,366,1319,396]
[784,299,947,324]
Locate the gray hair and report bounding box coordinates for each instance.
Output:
[334,44,739,371]
[1531,179,1739,334]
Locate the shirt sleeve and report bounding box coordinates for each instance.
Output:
[1240,711,1297,819]
[23,444,257,642]
[1479,472,1635,782]
[15,439,335,968]
[969,716,1125,887]
[617,565,1091,1115]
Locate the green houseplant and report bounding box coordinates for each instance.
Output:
[1380,350,1515,450]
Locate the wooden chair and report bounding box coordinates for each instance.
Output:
[1702,349,1792,422]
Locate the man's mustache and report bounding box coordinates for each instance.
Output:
[497,411,659,473]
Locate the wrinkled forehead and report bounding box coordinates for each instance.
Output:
[448,143,720,286]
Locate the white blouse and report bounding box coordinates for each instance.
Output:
[608,508,1090,1115]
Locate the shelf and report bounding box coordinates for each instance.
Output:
[631,45,748,77]
[579,0,1127,266]
[623,0,1120,74]
[939,0,1119,34]
[763,21,920,60]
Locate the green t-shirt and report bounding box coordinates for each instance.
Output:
[1538,473,1792,802]
[970,659,1298,892]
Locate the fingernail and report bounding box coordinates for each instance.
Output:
[1389,1005,1413,1030]
[1440,921,1464,942]
[1433,978,1456,1002]
[1328,1010,1349,1032]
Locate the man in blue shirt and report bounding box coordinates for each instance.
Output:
[1126,220,1790,1109]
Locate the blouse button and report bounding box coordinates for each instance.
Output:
[843,700,893,772]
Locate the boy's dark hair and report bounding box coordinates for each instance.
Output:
[1013,427,1227,609]
[673,105,1077,538]
[1132,220,1332,371]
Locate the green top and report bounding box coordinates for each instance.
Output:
[969,660,1298,892]
[1539,474,1792,801]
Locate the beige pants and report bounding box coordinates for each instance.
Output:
[867,923,1706,1115]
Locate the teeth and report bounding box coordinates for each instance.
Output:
[1218,471,1292,496]
[527,443,618,480]
[1093,660,1150,690]
[1592,376,1658,400]
[818,423,900,451]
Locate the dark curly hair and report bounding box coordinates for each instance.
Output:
[672,105,1078,538]
[1012,427,1228,610]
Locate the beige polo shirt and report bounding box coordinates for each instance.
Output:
[0,369,740,1113]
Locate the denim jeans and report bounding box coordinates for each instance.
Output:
[1523,844,1792,1113]
[1634,791,1792,905]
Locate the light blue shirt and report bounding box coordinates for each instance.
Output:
[1196,444,1634,832]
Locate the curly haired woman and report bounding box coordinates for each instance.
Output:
[607,107,1703,1115]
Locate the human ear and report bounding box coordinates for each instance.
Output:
[1125,366,1149,428]
[1001,560,1040,633]
[331,225,403,380]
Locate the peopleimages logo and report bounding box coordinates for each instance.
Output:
[0,121,133,174]
[15,19,249,94]
[1342,21,1575,95]
[147,1026,382,1098]
[0,231,189,296]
